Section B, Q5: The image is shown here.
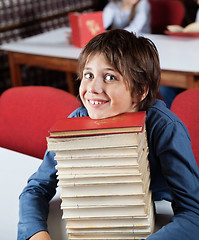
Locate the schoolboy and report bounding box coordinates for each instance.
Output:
[18,29,199,240]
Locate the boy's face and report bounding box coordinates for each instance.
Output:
[79,53,138,119]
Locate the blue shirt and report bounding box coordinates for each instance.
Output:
[18,99,199,239]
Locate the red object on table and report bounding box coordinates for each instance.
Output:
[69,11,105,48]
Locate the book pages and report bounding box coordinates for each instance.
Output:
[47,113,154,240]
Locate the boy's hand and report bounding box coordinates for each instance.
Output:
[29,231,51,240]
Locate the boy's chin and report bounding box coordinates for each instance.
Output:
[88,111,120,120]
[88,113,107,120]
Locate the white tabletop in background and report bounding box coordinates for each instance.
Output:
[0,28,81,60]
[0,146,173,240]
[1,27,199,73]
[144,33,199,73]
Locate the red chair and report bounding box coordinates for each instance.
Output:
[170,88,199,167]
[148,0,185,34]
[0,86,81,159]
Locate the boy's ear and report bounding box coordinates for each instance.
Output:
[131,87,149,106]
[140,87,149,102]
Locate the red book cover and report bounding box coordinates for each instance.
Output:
[49,111,146,137]
[69,11,105,48]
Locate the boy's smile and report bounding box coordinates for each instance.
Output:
[79,53,137,119]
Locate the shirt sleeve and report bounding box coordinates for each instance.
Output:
[17,107,86,239]
[147,120,199,239]
[124,0,150,33]
[17,150,58,239]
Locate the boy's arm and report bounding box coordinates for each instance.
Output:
[29,231,51,240]
[18,151,58,240]
[147,121,199,239]
[17,107,85,240]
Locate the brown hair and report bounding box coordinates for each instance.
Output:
[78,29,161,111]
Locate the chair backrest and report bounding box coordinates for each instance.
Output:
[148,0,185,34]
[0,86,81,159]
[170,88,199,167]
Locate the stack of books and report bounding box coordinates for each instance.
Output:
[47,111,154,240]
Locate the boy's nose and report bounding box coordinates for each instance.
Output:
[88,78,103,94]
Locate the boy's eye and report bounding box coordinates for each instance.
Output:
[84,73,94,79]
[105,74,117,81]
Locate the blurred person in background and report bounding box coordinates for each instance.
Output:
[103,0,151,34]
[196,0,199,21]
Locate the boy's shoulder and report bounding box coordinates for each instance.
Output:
[68,106,88,118]
[146,99,185,130]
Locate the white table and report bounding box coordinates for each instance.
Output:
[1,27,199,92]
[143,33,199,89]
[0,147,173,239]
[0,28,80,95]
[144,33,199,73]
[0,147,66,240]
